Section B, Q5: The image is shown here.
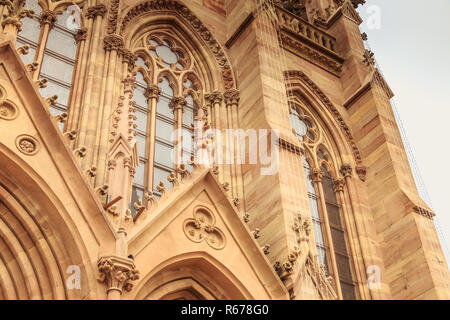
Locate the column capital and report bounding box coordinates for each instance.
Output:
[120,48,137,71]
[144,84,161,101]
[97,256,140,295]
[1,1,33,34]
[333,178,346,193]
[74,27,88,43]
[204,91,223,106]
[170,96,187,111]
[223,88,240,106]
[310,168,324,183]
[86,4,108,20]
[340,164,353,178]
[39,10,57,27]
[104,34,124,52]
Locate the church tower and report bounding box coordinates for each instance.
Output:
[0,0,448,300]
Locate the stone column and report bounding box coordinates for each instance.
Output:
[310,168,343,300]
[170,96,187,170]
[333,177,369,300]
[224,89,243,201]
[204,91,223,182]
[75,4,108,170]
[144,84,161,193]
[32,10,56,80]
[67,27,88,137]
[1,0,33,39]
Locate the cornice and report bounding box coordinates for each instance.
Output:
[280,31,344,77]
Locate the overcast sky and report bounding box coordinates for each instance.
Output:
[357,0,450,260]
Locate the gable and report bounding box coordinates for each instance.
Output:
[127,169,288,300]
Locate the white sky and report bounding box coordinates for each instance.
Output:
[358,0,450,258]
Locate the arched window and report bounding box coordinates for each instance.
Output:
[17,2,78,122]
[302,154,328,271]
[292,103,357,300]
[130,32,201,215]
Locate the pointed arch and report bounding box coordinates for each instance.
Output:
[285,70,363,166]
[119,0,236,91]
[0,145,99,299]
[133,252,253,300]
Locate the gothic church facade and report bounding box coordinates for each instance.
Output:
[0,0,448,300]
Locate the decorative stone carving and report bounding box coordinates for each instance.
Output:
[183,207,226,250]
[212,165,220,176]
[204,91,223,106]
[169,96,187,111]
[275,0,307,21]
[263,244,270,255]
[73,146,87,158]
[15,135,39,155]
[0,100,18,120]
[293,214,311,241]
[104,34,124,52]
[253,228,261,239]
[332,178,345,193]
[363,49,375,67]
[167,171,179,187]
[144,84,161,101]
[39,10,57,26]
[144,191,158,208]
[97,256,140,294]
[351,0,366,8]
[45,95,58,107]
[1,0,33,32]
[63,129,77,141]
[16,45,29,55]
[243,212,250,224]
[156,181,168,196]
[309,168,323,183]
[223,89,240,106]
[340,164,353,178]
[106,0,120,34]
[95,184,109,197]
[119,1,235,89]
[355,165,367,182]
[413,206,435,220]
[285,71,363,165]
[280,33,343,76]
[26,62,39,73]
[86,166,97,179]
[86,4,108,20]
[74,28,88,43]
[176,164,190,179]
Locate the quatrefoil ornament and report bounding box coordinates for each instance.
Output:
[0,85,19,121]
[183,207,226,250]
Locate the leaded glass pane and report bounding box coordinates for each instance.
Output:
[156,97,174,119]
[158,77,173,97]
[136,134,147,159]
[40,55,74,84]
[18,18,41,43]
[182,108,194,127]
[134,87,147,108]
[134,161,146,186]
[154,142,174,168]
[155,119,175,142]
[46,29,77,59]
